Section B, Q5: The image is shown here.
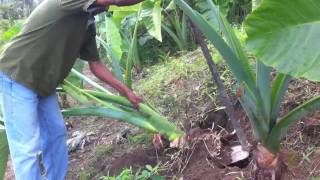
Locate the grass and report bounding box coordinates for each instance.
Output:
[136,50,208,98]
[100,165,164,180]
[77,48,237,179]
[135,49,235,126]
[128,131,153,147]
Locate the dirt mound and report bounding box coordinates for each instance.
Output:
[108,147,164,176]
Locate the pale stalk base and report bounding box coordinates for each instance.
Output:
[254,145,285,180]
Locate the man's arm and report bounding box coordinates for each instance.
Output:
[89,61,142,108]
[96,0,144,6]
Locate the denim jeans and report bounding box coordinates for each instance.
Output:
[0,72,68,180]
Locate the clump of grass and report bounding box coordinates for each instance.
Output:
[100,165,164,180]
[136,50,208,99]
[128,131,153,147]
[135,49,234,119]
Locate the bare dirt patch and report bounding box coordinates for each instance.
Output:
[63,63,320,180]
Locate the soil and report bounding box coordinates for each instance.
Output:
[4,62,320,180]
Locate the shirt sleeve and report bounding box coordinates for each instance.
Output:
[58,0,97,12]
[80,25,100,61]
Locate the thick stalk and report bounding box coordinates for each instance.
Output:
[191,23,248,149]
[85,90,184,141]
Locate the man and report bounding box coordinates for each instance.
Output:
[0,0,144,179]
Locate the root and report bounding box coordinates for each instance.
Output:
[254,145,286,180]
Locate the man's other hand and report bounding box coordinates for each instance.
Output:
[125,91,143,108]
[89,61,142,108]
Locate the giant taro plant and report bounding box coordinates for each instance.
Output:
[96,0,162,88]
[61,68,183,142]
[174,0,320,177]
[0,1,184,177]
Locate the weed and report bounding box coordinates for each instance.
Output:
[100,165,164,180]
[128,131,153,147]
[79,172,91,180]
[300,146,316,164]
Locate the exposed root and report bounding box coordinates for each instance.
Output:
[254,145,286,180]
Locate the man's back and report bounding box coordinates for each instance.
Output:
[0,0,98,96]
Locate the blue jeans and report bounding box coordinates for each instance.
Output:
[0,72,68,180]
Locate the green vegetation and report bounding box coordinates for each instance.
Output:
[61,68,183,141]
[100,165,164,180]
[128,131,153,146]
[137,55,207,97]
[175,0,320,175]
[1,0,320,178]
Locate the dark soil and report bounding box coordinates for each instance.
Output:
[64,64,320,179]
[5,60,320,180]
[108,147,164,175]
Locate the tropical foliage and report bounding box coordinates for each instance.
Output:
[174,0,320,155]
[0,1,185,177]
[1,0,320,178]
[61,68,183,141]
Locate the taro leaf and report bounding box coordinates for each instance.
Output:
[141,0,162,42]
[111,0,162,42]
[245,0,320,81]
[194,0,223,33]
[63,106,183,141]
[105,16,123,61]
[174,0,257,96]
[0,128,9,180]
[109,4,141,12]
[194,0,254,80]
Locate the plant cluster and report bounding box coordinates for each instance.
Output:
[100,165,164,180]
[174,0,320,176]
[1,0,320,178]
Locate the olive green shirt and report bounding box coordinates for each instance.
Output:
[0,0,101,96]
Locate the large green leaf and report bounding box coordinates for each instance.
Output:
[109,0,162,42]
[269,73,291,128]
[245,0,320,81]
[62,107,157,133]
[96,36,124,82]
[252,0,261,10]
[64,70,184,141]
[194,0,223,32]
[195,0,252,69]
[141,0,162,41]
[109,4,141,12]
[63,106,182,141]
[256,62,271,124]
[175,0,272,143]
[105,16,123,61]
[174,0,257,94]
[61,81,90,105]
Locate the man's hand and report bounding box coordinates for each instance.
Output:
[89,61,142,108]
[96,0,145,6]
[125,90,143,108]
